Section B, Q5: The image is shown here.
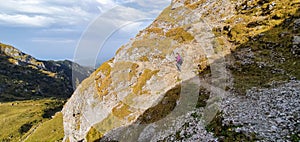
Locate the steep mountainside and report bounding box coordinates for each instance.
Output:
[0,43,93,102]
[63,0,299,141]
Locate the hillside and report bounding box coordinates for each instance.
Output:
[0,42,93,141]
[0,99,65,141]
[62,0,299,141]
[0,42,93,101]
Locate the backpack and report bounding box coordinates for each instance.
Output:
[178,56,183,65]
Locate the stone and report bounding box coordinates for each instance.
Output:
[221,81,300,141]
[171,0,184,9]
[294,19,300,30]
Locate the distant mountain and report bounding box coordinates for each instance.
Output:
[0,42,93,102]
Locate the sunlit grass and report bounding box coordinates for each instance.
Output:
[25,113,64,142]
[0,99,64,141]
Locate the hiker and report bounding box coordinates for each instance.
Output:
[175,53,183,71]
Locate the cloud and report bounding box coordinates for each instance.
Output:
[40,28,77,33]
[135,0,171,9]
[95,0,117,12]
[0,13,54,27]
[0,0,100,27]
[101,5,150,25]
[31,37,76,43]
[0,0,171,28]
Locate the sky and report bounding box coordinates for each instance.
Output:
[0,0,171,67]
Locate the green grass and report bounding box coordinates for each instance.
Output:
[86,127,103,142]
[0,99,64,142]
[211,0,300,95]
[229,9,300,94]
[25,113,64,142]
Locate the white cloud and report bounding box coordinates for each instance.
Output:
[0,0,100,27]
[40,28,77,33]
[96,0,117,12]
[98,0,170,35]
[0,0,171,28]
[32,37,76,43]
[0,14,54,27]
[101,6,149,25]
[135,0,171,9]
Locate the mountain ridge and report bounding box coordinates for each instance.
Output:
[0,42,93,101]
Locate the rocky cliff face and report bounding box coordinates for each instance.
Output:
[62,0,299,141]
[0,43,93,101]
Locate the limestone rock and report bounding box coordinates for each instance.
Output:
[62,0,300,141]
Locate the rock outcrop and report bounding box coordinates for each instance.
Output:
[63,0,233,141]
[62,0,300,141]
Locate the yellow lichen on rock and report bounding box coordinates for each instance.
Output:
[129,63,139,80]
[138,56,149,62]
[145,27,164,35]
[94,60,114,98]
[166,27,194,43]
[95,60,112,77]
[8,58,18,65]
[112,102,133,119]
[132,69,160,95]
[186,0,206,10]
[130,35,173,58]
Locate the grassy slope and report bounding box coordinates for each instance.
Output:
[25,113,64,142]
[206,0,300,141]
[0,99,64,142]
[226,0,300,94]
[0,43,92,141]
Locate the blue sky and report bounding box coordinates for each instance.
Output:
[0,0,170,66]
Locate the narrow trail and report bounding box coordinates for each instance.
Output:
[21,123,41,142]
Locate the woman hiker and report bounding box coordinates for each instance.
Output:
[175,53,183,71]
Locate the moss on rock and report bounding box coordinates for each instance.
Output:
[132,69,159,95]
[166,27,194,43]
